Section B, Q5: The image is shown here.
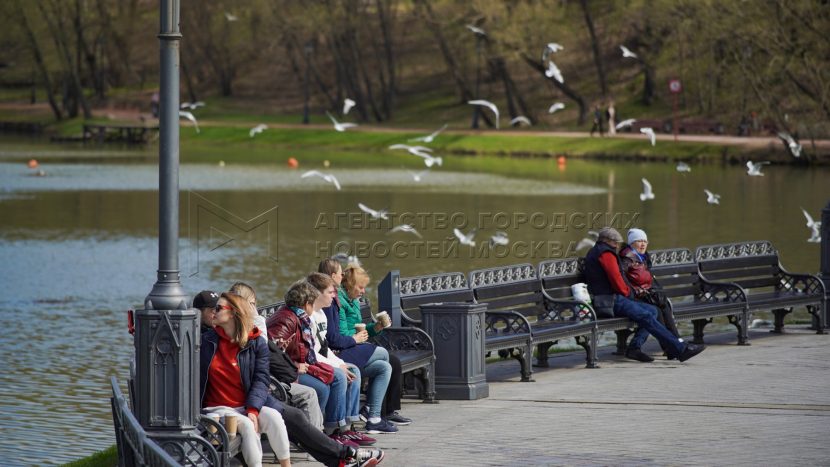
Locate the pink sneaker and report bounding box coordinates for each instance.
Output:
[343,430,376,446]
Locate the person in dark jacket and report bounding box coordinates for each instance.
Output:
[583,227,704,363]
[202,292,385,467]
[193,290,220,334]
[269,337,324,430]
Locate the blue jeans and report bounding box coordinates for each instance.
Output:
[299,369,347,430]
[362,346,392,418]
[344,364,361,424]
[613,295,684,357]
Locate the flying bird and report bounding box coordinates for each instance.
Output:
[342,98,356,115]
[746,160,770,176]
[325,111,358,132]
[468,100,499,129]
[510,116,532,127]
[548,102,565,114]
[224,12,238,21]
[620,45,638,59]
[801,207,822,243]
[704,189,721,205]
[453,228,477,247]
[358,203,388,220]
[178,111,200,133]
[388,224,422,238]
[389,144,442,167]
[489,231,509,248]
[615,118,636,130]
[777,131,802,158]
[639,178,655,201]
[249,123,268,138]
[545,42,564,54]
[575,231,599,252]
[676,162,691,173]
[332,252,362,267]
[301,170,341,190]
[466,24,486,36]
[410,124,448,143]
[640,127,656,146]
[544,61,564,83]
[180,101,205,110]
[407,169,430,182]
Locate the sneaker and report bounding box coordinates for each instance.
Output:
[330,432,360,448]
[365,418,398,434]
[343,430,376,446]
[358,405,370,423]
[625,348,654,363]
[385,411,412,426]
[678,343,706,362]
[344,447,385,467]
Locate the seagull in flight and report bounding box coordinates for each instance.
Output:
[616,119,636,130]
[466,24,486,36]
[407,169,430,182]
[249,123,268,138]
[640,178,655,201]
[410,124,448,143]
[178,111,200,133]
[620,45,638,59]
[358,203,388,220]
[453,228,477,247]
[575,231,599,252]
[777,131,802,158]
[548,102,565,114]
[489,231,509,248]
[746,160,770,176]
[388,224,422,238]
[224,12,238,21]
[544,61,564,83]
[180,101,205,110]
[510,116,532,127]
[388,144,442,167]
[468,100,499,129]
[704,189,721,205]
[640,127,656,146]
[342,98,356,115]
[676,162,691,173]
[801,207,822,243]
[325,111,358,132]
[301,170,341,190]
[545,42,564,54]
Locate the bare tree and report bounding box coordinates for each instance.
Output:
[13,0,62,120]
[579,0,608,97]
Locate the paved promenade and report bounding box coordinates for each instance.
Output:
[277,328,829,466]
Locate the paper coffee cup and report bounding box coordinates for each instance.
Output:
[376,311,391,328]
[354,323,366,332]
[224,415,238,437]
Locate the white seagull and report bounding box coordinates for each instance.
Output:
[544,61,564,83]
[358,203,388,220]
[468,100,499,129]
[301,170,341,190]
[224,12,238,21]
[548,102,565,114]
[180,101,205,110]
[325,111,358,132]
[388,224,422,238]
[620,45,638,59]
[639,178,655,201]
[407,169,430,182]
[466,24,486,36]
[777,131,802,158]
[178,111,200,133]
[388,144,442,167]
[510,116,532,127]
[545,42,564,54]
[453,228,477,247]
[489,231,509,248]
[676,162,691,173]
[249,123,268,138]
[640,127,656,146]
[410,124,448,143]
[616,118,636,130]
[575,231,599,252]
[746,160,770,176]
[342,98,356,115]
[801,207,822,243]
[704,189,721,205]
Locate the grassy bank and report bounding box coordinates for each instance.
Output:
[62,446,117,467]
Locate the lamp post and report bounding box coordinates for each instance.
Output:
[133,0,200,457]
[470,33,483,129]
[302,40,313,125]
[821,199,830,329]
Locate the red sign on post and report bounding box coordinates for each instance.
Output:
[669,78,682,94]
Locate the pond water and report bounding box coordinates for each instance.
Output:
[1,139,828,465]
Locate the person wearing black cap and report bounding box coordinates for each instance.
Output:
[193,290,220,333]
[583,227,705,363]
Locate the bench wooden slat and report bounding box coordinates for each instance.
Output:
[698,255,779,271]
[655,274,698,287]
[699,265,779,281]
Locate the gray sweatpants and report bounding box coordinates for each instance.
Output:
[290,382,323,430]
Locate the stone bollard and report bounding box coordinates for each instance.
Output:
[422,302,489,400]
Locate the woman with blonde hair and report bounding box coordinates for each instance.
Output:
[229,281,267,336]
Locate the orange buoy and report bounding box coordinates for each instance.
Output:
[27,159,38,169]
[287,157,299,168]
[557,155,566,164]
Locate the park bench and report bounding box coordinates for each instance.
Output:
[695,240,826,334]
[259,299,437,403]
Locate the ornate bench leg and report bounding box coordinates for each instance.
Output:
[613,329,632,355]
[727,314,750,346]
[514,344,534,382]
[534,342,553,368]
[807,304,825,335]
[423,358,438,403]
[576,334,599,369]
[691,318,710,345]
[771,307,792,334]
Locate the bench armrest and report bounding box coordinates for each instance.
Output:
[777,270,826,296]
[485,310,532,335]
[540,289,598,323]
[197,415,231,453]
[697,275,748,304]
[371,326,435,352]
[150,429,222,466]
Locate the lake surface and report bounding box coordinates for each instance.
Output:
[1,139,828,465]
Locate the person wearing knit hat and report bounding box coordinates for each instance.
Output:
[582,226,705,363]
[627,228,647,244]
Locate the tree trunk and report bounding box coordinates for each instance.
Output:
[376,0,397,116]
[642,63,656,105]
[490,56,534,122]
[414,0,475,102]
[181,58,199,104]
[16,1,62,120]
[38,0,91,119]
[520,52,587,124]
[579,0,608,97]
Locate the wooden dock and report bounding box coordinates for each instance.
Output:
[82,123,159,144]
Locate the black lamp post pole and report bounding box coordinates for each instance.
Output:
[821,199,830,329]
